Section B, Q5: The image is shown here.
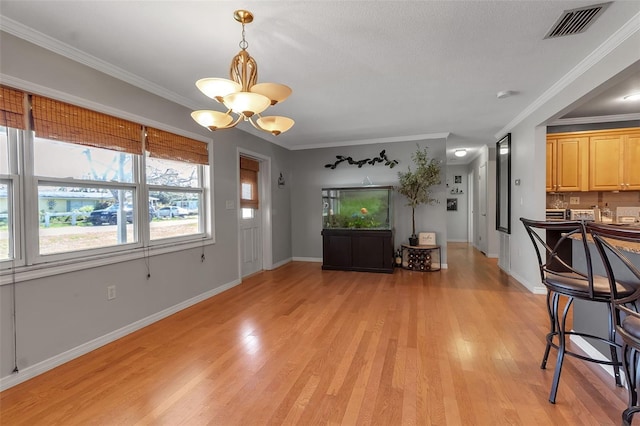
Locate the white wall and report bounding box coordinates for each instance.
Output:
[502,26,640,292]
[446,165,468,242]
[0,32,293,387]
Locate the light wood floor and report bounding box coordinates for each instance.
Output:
[0,243,631,425]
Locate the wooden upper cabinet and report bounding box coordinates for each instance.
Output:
[547,128,640,193]
[589,128,640,191]
[546,135,588,192]
[589,133,623,190]
[624,132,640,190]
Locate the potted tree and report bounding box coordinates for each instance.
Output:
[396,146,442,246]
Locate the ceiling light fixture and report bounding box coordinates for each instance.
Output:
[623,92,640,101]
[191,10,294,136]
[454,149,467,157]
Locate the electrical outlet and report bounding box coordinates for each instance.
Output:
[107,285,116,300]
[570,197,580,205]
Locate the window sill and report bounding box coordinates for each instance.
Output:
[0,236,215,285]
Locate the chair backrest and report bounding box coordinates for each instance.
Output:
[520,218,595,297]
[586,223,640,319]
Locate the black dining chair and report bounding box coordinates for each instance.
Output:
[520,218,625,404]
[587,222,640,426]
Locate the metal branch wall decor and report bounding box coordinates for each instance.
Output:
[324,150,399,169]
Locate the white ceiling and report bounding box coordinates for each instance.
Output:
[1,1,639,164]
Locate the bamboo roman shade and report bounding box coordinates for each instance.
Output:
[0,86,26,129]
[31,96,142,154]
[240,157,259,209]
[145,127,209,165]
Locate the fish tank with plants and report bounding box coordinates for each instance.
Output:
[322,186,392,230]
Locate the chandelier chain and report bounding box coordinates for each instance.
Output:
[239,23,248,50]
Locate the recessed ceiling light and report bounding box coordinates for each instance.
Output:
[454,149,467,158]
[623,92,640,101]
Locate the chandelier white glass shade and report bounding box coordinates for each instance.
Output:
[191,10,294,136]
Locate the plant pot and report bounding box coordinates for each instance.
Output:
[408,236,419,246]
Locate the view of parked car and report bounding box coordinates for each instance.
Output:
[88,204,132,226]
[88,204,156,225]
[156,206,189,218]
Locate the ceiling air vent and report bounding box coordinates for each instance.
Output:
[544,2,611,39]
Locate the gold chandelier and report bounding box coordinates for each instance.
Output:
[191,10,294,136]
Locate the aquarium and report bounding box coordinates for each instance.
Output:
[322,186,392,229]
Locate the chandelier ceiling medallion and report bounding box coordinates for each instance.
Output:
[191,10,294,136]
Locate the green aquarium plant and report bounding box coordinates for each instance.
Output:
[396,146,441,244]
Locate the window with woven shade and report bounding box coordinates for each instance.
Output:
[240,157,259,210]
[3,89,211,269]
[145,128,208,241]
[0,87,25,264]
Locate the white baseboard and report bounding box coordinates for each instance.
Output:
[441,263,448,269]
[269,257,292,270]
[0,278,241,391]
[570,334,626,386]
[292,257,323,263]
[486,252,499,259]
[510,270,546,294]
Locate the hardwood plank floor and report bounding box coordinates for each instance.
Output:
[0,243,630,425]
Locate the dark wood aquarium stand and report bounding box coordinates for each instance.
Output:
[321,229,394,273]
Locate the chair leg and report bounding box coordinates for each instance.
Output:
[541,291,557,370]
[621,345,640,426]
[549,295,572,404]
[607,303,623,387]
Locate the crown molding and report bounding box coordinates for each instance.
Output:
[550,112,640,126]
[495,10,640,140]
[288,132,450,151]
[0,16,198,110]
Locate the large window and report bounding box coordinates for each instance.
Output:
[0,87,211,272]
[145,127,207,242]
[34,138,139,256]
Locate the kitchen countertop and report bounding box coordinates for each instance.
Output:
[568,227,640,255]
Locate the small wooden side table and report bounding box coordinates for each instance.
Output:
[401,244,441,272]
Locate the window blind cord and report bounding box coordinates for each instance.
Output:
[11,261,19,373]
[201,238,205,263]
[144,245,151,279]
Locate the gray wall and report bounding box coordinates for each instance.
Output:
[0,32,293,382]
[290,141,448,265]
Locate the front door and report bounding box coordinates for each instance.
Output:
[240,206,262,277]
[239,156,263,277]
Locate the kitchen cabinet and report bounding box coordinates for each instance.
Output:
[546,135,588,192]
[589,129,640,191]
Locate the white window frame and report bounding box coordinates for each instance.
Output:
[0,127,24,269]
[147,164,207,245]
